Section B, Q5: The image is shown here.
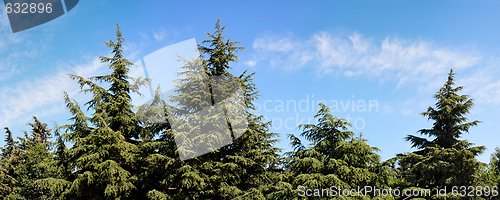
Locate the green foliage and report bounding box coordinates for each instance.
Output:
[146,189,170,200]
[492,148,500,176]
[60,26,140,199]
[489,148,500,188]
[399,69,488,197]
[0,117,63,199]
[284,103,395,199]
[0,21,498,200]
[199,18,243,76]
[0,128,17,197]
[405,69,480,150]
[161,19,281,199]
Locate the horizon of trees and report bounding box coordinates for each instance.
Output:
[0,20,499,199]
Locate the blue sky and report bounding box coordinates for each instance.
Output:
[1,1,500,162]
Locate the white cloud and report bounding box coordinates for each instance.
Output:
[244,60,257,67]
[0,10,25,81]
[251,34,315,70]
[461,65,500,106]
[253,35,297,52]
[250,31,500,106]
[0,24,181,128]
[0,58,104,127]
[252,32,480,86]
[0,59,20,81]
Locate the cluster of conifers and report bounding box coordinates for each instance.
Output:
[0,21,498,199]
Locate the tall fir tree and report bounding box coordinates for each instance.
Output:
[399,69,486,195]
[95,25,142,142]
[61,26,139,199]
[146,19,282,199]
[198,19,281,199]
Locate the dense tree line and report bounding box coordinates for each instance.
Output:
[1,20,499,199]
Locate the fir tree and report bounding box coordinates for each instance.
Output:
[167,48,241,199]
[399,69,485,194]
[149,19,281,199]
[33,127,72,200]
[62,26,139,199]
[284,103,394,199]
[197,19,280,199]
[0,128,18,198]
[2,127,15,157]
[96,25,142,142]
[5,117,62,199]
[406,69,480,150]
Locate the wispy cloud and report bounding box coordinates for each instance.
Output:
[0,11,19,49]
[0,58,104,127]
[461,63,500,106]
[251,32,481,86]
[249,31,500,105]
[0,10,25,81]
[0,10,103,127]
[251,33,315,70]
[0,26,179,128]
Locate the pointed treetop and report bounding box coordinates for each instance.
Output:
[113,25,124,54]
[200,18,244,76]
[115,24,123,39]
[3,127,13,145]
[29,116,51,144]
[299,103,354,147]
[406,68,480,149]
[100,24,129,70]
[447,68,455,83]
[2,127,15,157]
[440,68,461,96]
